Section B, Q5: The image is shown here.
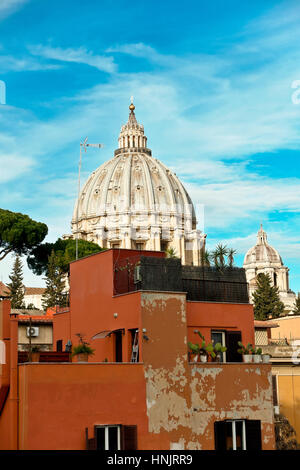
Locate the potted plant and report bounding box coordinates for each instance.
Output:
[252,347,262,363]
[188,331,209,362]
[188,341,200,362]
[205,342,227,362]
[31,345,40,363]
[72,333,95,362]
[213,342,227,362]
[262,353,271,363]
[237,342,253,363]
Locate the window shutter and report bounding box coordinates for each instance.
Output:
[225,331,242,362]
[121,425,138,450]
[85,428,97,450]
[214,421,227,450]
[245,420,262,450]
[272,375,278,406]
[87,438,97,450]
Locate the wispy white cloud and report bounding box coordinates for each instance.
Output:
[0,54,61,72]
[29,45,117,74]
[0,152,33,182]
[0,0,29,20]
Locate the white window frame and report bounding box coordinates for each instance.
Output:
[228,420,246,450]
[211,330,227,363]
[96,425,121,450]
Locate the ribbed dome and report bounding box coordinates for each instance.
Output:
[71,101,204,265]
[73,107,195,228]
[243,225,283,266]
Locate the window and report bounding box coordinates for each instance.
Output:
[114,330,123,363]
[211,331,226,362]
[129,329,139,362]
[86,425,137,450]
[211,330,242,362]
[214,420,262,450]
[272,375,279,408]
[96,426,121,450]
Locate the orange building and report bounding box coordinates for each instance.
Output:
[0,249,275,450]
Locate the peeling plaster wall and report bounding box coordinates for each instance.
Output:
[141,292,275,450]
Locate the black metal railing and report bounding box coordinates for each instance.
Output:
[183,278,249,303]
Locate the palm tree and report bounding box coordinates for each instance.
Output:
[227,248,237,268]
[200,250,211,267]
[214,244,228,268]
[165,247,178,258]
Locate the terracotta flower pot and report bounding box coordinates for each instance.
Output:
[74,353,89,362]
[31,352,40,363]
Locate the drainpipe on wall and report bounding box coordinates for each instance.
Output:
[9,315,18,450]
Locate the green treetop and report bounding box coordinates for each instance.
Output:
[0,208,48,262]
[42,251,68,310]
[293,293,300,315]
[27,238,104,276]
[7,255,25,308]
[253,273,285,320]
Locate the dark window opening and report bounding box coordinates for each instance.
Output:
[114,330,123,363]
[210,330,242,363]
[161,241,168,252]
[272,375,278,406]
[56,340,63,352]
[96,426,120,450]
[215,420,261,450]
[130,329,139,362]
[86,425,137,450]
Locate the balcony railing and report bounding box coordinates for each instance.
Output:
[113,255,249,303]
[183,278,249,303]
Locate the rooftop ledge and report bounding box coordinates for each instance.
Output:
[18,362,145,366]
[18,362,271,367]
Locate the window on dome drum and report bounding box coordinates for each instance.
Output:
[214,420,262,450]
[211,330,242,362]
[111,242,120,249]
[160,241,168,252]
[86,425,137,450]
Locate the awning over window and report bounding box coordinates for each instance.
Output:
[92,328,125,340]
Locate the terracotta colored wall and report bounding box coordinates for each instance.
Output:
[17,361,275,450]
[53,310,71,351]
[187,301,255,346]
[189,363,275,450]
[0,300,12,450]
[139,292,274,450]
[62,249,162,362]
[18,363,148,450]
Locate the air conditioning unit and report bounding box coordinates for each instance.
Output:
[26,326,39,338]
[134,265,142,283]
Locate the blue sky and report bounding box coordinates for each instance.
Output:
[0,0,300,292]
